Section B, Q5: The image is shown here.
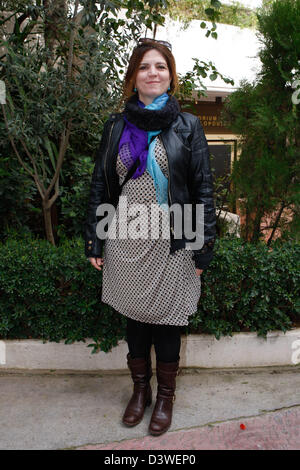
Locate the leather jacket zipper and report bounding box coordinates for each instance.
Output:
[104,121,115,200]
[160,134,174,236]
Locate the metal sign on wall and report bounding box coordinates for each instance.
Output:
[180,100,233,134]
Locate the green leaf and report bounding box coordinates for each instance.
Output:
[205,8,215,17]
[211,0,222,9]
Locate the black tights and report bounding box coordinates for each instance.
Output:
[126,317,181,363]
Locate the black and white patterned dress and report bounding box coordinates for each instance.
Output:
[101,136,201,325]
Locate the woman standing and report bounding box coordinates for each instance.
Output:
[85,38,216,436]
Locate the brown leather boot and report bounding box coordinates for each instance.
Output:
[122,354,152,427]
[148,360,179,436]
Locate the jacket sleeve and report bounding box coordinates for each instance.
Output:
[188,117,217,270]
[84,120,110,258]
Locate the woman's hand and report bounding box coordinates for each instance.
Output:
[88,257,104,271]
[196,268,203,277]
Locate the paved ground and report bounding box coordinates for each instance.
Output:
[0,365,299,450]
[78,407,300,450]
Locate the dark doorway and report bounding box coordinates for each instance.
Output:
[208,143,232,179]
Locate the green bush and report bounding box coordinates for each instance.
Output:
[0,235,299,352]
[0,235,126,353]
[187,237,300,338]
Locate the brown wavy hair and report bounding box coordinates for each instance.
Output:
[120,40,179,106]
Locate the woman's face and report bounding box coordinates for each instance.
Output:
[135,49,172,105]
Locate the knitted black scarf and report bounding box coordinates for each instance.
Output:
[124,93,181,131]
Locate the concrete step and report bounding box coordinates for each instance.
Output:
[1,328,300,371]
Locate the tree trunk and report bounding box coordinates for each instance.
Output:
[43,199,55,245]
[266,201,286,246]
[43,0,67,67]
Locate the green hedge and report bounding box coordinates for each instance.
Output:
[0,235,299,352]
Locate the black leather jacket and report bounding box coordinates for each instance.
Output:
[84,111,217,269]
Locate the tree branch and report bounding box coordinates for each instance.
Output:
[1,103,35,177]
[19,137,46,196]
[44,121,71,198]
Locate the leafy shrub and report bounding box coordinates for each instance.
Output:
[187,236,299,338]
[0,235,299,352]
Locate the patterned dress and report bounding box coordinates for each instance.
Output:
[101,136,201,325]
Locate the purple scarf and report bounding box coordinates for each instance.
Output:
[118,101,148,179]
